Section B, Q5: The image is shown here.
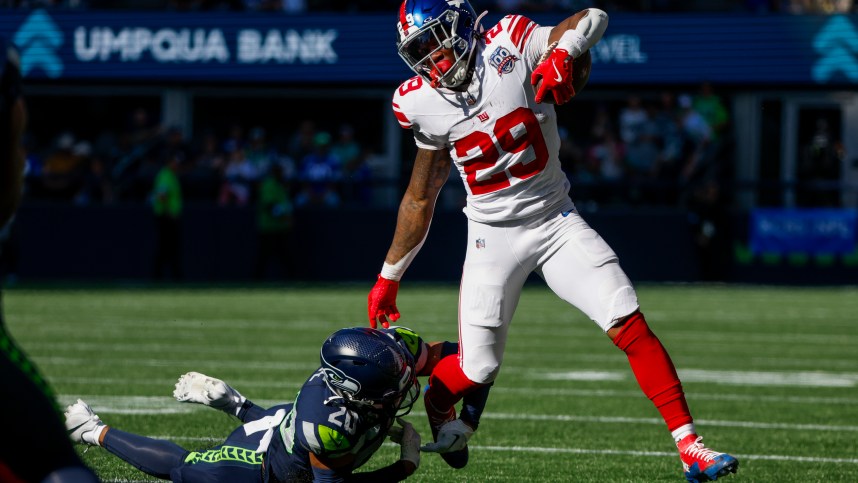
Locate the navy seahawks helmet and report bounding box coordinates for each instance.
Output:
[396,0,481,88]
[320,327,419,417]
[385,326,428,373]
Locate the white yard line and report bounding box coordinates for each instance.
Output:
[57,397,858,433]
[526,369,858,388]
[468,445,858,464]
[483,413,858,432]
[46,365,858,388]
[98,438,858,468]
[37,356,316,371]
[54,381,858,406]
[492,387,858,405]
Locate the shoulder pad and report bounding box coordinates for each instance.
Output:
[392,76,429,129]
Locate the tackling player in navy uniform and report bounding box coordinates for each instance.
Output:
[0,36,100,483]
[65,327,457,482]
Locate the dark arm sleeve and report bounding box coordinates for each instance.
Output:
[236,399,270,422]
[439,341,458,358]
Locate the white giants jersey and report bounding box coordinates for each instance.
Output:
[392,16,573,223]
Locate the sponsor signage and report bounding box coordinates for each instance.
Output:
[3,10,407,82]
[2,10,857,84]
[750,208,858,255]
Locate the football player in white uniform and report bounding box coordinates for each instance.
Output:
[366,1,739,482]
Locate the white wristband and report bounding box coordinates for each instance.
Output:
[381,261,405,282]
[556,30,588,59]
[379,224,431,282]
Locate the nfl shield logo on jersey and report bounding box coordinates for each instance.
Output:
[489,46,518,76]
[475,238,486,249]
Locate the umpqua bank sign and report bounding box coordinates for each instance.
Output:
[11,9,341,81]
[74,26,337,64]
[10,10,858,84]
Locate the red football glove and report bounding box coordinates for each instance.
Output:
[531,48,575,105]
[367,274,400,329]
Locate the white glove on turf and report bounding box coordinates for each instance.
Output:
[420,418,474,453]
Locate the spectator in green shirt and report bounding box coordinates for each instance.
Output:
[255,163,294,280]
[152,153,183,280]
[692,82,728,143]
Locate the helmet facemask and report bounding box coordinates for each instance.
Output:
[393,368,420,417]
[398,9,475,89]
[322,365,419,418]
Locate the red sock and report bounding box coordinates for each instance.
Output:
[425,354,481,413]
[612,312,693,432]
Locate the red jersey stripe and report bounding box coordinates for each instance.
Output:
[393,108,412,128]
[509,16,535,51]
[519,22,537,50]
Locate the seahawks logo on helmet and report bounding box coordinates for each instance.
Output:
[322,366,361,395]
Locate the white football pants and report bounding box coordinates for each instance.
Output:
[459,208,640,384]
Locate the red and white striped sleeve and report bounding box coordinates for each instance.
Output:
[499,15,538,54]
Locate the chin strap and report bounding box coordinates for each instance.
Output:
[474,10,488,36]
[461,10,488,81]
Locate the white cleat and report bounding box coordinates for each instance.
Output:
[64,399,105,446]
[173,371,245,415]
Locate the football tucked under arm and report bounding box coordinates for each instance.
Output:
[532,42,592,105]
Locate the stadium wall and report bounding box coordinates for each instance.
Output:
[9,204,856,284]
[11,204,702,282]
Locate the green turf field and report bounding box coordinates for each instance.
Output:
[4,284,858,482]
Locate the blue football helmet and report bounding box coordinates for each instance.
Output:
[320,327,420,417]
[396,0,481,88]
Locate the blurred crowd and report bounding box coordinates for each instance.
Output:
[0,0,855,13]
[561,83,731,210]
[20,83,736,215]
[23,112,375,210]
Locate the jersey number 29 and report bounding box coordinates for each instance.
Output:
[455,107,549,195]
